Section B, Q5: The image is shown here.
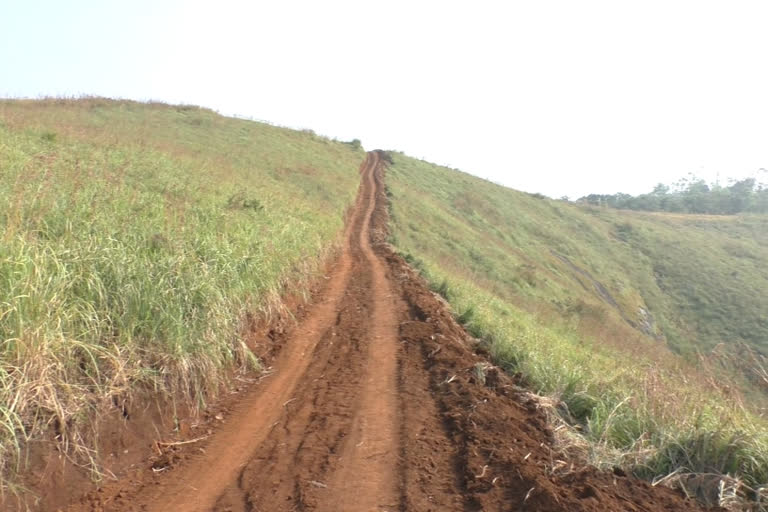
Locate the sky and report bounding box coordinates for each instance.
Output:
[2,0,768,198]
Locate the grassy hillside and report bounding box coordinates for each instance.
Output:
[0,98,363,487]
[385,152,768,503]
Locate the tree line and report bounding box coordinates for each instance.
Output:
[579,174,768,214]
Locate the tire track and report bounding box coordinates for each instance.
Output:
[234,151,402,511]
[314,152,401,511]
[102,154,383,512]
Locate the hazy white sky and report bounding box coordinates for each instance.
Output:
[2,0,767,198]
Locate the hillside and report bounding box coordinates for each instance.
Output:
[0,98,364,493]
[0,101,719,512]
[1,149,710,512]
[385,152,768,502]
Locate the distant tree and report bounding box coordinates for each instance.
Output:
[346,138,363,150]
[683,179,711,213]
[727,178,756,214]
[578,174,767,215]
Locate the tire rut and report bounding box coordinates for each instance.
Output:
[73,153,385,512]
[235,278,377,510]
[315,152,402,511]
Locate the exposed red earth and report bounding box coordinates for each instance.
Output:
[10,152,716,511]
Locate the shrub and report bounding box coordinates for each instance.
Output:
[226,192,264,212]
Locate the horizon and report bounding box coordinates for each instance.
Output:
[3,0,767,199]
[7,94,768,201]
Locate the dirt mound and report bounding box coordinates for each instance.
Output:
[6,152,715,511]
[389,249,708,511]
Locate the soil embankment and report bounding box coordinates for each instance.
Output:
[30,152,712,511]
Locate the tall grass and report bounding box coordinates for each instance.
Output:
[0,99,363,489]
[386,151,768,507]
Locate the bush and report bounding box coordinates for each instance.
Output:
[226,192,264,212]
[40,130,57,142]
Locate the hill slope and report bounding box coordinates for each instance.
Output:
[5,152,711,512]
[0,98,761,509]
[0,98,364,489]
[385,151,768,502]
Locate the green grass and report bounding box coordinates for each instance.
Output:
[385,151,768,505]
[0,98,363,487]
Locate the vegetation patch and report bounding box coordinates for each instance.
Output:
[385,151,768,507]
[579,174,768,214]
[0,98,364,490]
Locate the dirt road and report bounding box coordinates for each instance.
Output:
[55,152,712,512]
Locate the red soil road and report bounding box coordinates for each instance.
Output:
[53,152,715,512]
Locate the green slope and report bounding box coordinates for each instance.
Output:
[0,98,363,486]
[385,151,768,499]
